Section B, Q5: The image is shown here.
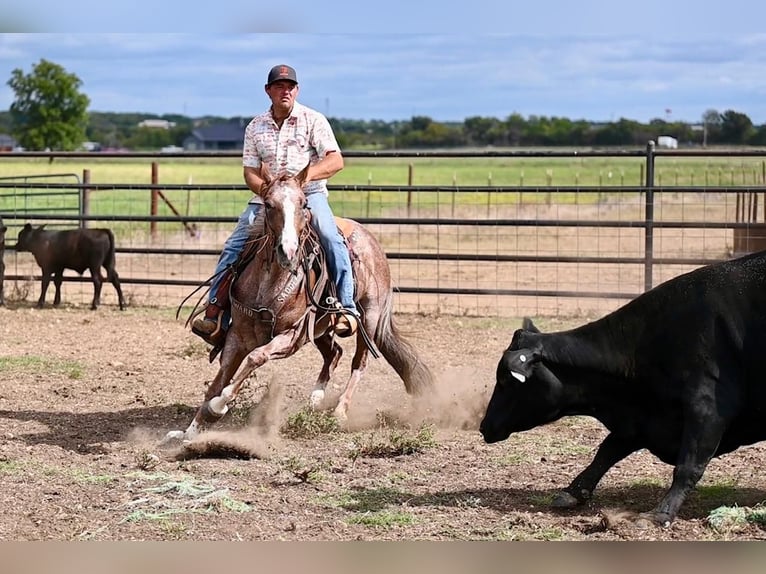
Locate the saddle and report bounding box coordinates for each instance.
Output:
[187,217,363,363]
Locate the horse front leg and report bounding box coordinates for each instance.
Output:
[161,340,248,445]
[171,328,304,444]
[309,334,343,409]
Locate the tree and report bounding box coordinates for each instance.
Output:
[7,58,90,150]
[719,110,754,144]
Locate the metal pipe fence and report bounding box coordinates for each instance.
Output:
[1,143,766,318]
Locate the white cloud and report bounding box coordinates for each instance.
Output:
[1,33,765,124]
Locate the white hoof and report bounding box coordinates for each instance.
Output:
[332,404,348,425]
[160,430,186,446]
[310,389,325,409]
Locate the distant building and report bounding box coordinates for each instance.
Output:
[183,120,247,151]
[657,135,678,149]
[138,119,176,129]
[0,133,17,152]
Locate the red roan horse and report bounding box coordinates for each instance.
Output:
[165,164,435,442]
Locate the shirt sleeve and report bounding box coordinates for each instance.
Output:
[309,114,340,159]
[242,121,261,168]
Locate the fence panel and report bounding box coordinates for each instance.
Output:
[1,146,765,319]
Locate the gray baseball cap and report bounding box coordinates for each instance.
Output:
[267,64,298,85]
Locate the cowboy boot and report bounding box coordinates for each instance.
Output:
[334,304,359,338]
[192,301,226,346]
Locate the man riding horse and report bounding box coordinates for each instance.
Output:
[192,64,360,348]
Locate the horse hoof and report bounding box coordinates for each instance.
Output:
[332,405,349,426]
[159,430,186,447]
[310,390,325,409]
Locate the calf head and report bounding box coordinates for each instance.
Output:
[16,223,45,253]
[480,319,564,443]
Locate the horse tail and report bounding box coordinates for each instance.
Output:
[374,293,435,395]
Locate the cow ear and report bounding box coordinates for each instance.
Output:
[522,317,540,333]
[38,224,47,231]
[23,223,32,231]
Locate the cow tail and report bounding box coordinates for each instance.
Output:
[373,292,435,396]
[105,229,118,280]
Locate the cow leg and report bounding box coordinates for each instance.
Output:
[643,415,725,526]
[552,432,640,508]
[309,333,343,409]
[89,264,103,310]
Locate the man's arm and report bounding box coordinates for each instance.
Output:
[306,150,344,182]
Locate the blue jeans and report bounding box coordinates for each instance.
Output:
[307,193,358,313]
[209,202,262,327]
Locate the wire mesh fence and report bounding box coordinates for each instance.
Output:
[1,146,765,319]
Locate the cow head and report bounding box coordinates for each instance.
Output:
[15,223,45,252]
[480,318,564,443]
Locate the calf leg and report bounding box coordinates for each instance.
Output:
[105,264,126,310]
[0,259,5,306]
[52,269,65,307]
[38,270,53,308]
[89,264,103,310]
[552,432,640,507]
[309,334,343,409]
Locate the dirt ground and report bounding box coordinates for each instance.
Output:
[1,304,765,541]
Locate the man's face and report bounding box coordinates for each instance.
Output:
[266,80,299,111]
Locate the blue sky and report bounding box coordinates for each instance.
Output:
[1,1,766,125]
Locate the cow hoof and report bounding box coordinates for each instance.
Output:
[551,491,583,508]
[637,511,672,528]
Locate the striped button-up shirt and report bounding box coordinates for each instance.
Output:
[242,101,340,204]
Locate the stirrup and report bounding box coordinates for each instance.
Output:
[192,309,225,345]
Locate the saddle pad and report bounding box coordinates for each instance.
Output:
[334,216,356,239]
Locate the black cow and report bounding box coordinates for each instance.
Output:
[16,223,126,310]
[480,250,766,526]
[0,217,6,306]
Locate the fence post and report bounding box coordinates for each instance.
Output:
[644,140,656,293]
[81,169,90,229]
[407,163,413,216]
[150,161,159,240]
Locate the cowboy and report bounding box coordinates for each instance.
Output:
[192,64,360,346]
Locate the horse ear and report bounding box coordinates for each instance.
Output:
[260,163,273,186]
[296,163,311,187]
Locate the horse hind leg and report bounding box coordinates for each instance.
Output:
[333,335,372,423]
[310,334,343,409]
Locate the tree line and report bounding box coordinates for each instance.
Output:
[4,59,766,151]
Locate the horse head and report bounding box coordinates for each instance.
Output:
[261,163,311,272]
